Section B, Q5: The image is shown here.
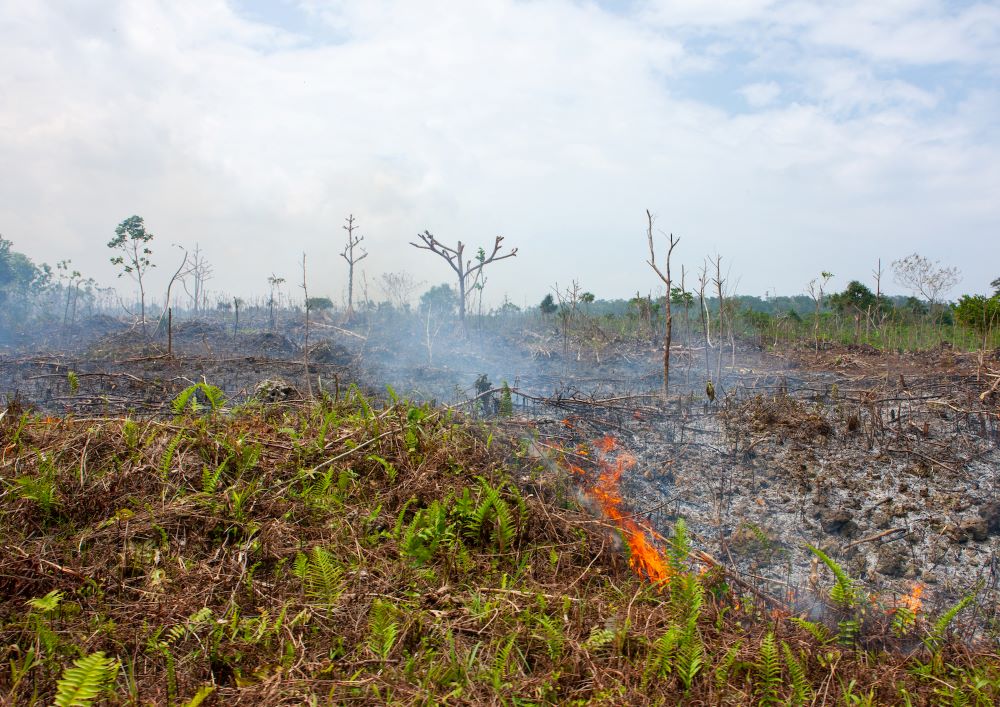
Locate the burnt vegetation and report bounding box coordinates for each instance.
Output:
[0,219,999,705]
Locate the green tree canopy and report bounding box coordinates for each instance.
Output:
[829,280,877,314]
[420,283,458,316]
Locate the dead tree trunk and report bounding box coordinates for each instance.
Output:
[410,232,517,331]
[712,255,725,387]
[341,214,367,320]
[645,210,680,400]
[301,252,313,398]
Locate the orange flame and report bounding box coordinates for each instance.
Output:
[900,583,924,614]
[574,436,671,585]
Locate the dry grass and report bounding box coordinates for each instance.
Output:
[0,390,997,705]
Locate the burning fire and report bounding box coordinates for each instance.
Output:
[899,583,924,614]
[566,434,671,585]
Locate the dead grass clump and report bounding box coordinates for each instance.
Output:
[727,392,833,441]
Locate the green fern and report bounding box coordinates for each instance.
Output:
[532,611,565,659]
[300,546,343,608]
[837,618,860,646]
[201,461,226,495]
[755,631,782,705]
[807,544,860,609]
[368,600,399,659]
[584,627,616,652]
[27,589,64,614]
[489,635,518,688]
[165,607,213,644]
[782,641,812,705]
[159,430,184,479]
[400,500,453,565]
[667,517,691,573]
[645,625,681,683]
[926,592,976,651]
[676,633,704,691]
[172,382,226,415]
[463,478,519,552]
[53,651,120,707]
[714,641,742,692]
[789,616,833,644]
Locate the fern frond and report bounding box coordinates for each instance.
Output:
[532,612,564,659]
[789,616,832,644]
[160,430,184,479]
[755,631,782,705]
[668,518,691,573]
[927,592,976,651]
[676,634,704,691]
[645,625,681,683]
[27,589,64,614]
[584,627,616,652]
[493,495,516,553]
[53,651,120,707]
[304,546,343,607]
[782,641,812,705]
[368,600,399,659]
[807,544,860,609]
[714,640,742,691]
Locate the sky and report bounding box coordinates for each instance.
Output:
[0,0,998,309]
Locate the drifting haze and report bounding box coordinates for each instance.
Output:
[1,0,998,308]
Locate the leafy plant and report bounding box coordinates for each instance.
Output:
[172,382,226,415]
[16,452,59,518]
[807,545,862,615]
[368,600,399,660]
[925,590,977,652]
[53,651,120,707]
[755,631,782,705]
[499,381,514,417]
[400,500,454,565]
[295,546,344,608]
[782,641,812,705]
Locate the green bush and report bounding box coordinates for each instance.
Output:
[954,294,1000,334]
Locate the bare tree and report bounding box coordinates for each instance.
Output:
[645,210,680,399]
[56,260,82,329]
[698,262,712,383]
[806,271,834,353]
[157,245,190,344]
[300,253,313,397]
[180,243,213,315]
[267,274,285,330]
[410,231,517,329]
[341,214,367,319]
[892,253,960,315]
[712,255,726,385]
[380,271,423,312]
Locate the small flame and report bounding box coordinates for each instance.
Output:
[900,583,924,614]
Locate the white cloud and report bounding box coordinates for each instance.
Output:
[0,0,996,307]
[740,81,781,108]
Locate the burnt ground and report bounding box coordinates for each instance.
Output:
[2,318,999,638]
[605,344,1000,637]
